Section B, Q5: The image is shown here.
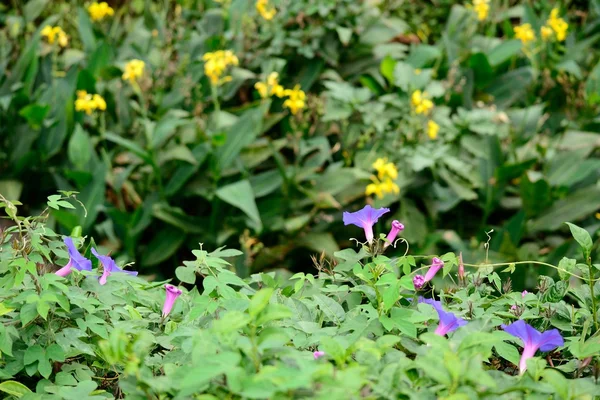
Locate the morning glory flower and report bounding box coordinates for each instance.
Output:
[313,351,325,360]
[92,248,138,285]
[162,284,183,318]
[502,320,564,375]
[55,237,92,277]
[419,297,467,336]
[413,257,444,290]
[521,290,528,298]
[384,220,404,249]
[343,205,390,243]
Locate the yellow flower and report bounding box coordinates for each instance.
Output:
[514,23,535,44]
[41,26,69,47]
[283,85,306,115]
[540,26,554,41]
[472,0,490,21]
[92,94,107,111]
[372,158,398,180]
[256,0,276,20]
[365,181,384,199]
[365,176,399,199]
[202,50,239,85]
[255,72,285,98]
[75,90,106,115]
[411,90,433,115]
[547,8,568,41]
[122,59,145,83]
[427,120,439,140]
[596,212,600,220]
[88,2,115,22]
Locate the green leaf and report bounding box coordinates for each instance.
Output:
[585,59,600,105]
[313,294,346,323]
[565,222,593,255]
[151,116,188,149]
[19,103,49,130]
[77,7,96,53]
[68,124,93,169]
[487,40,522,67]
[215,106,264,172]
[249,288,274,317]
[23,0,50,22]
[0,381,32,398]
[175,266,196,284]
[104,132,152,164]
[529,186,600,232]
[141,226,186,267]
[46,344,66,362]
[24,344,44,365]
[216,180,262,231]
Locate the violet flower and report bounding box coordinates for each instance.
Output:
[343,205,390,243]
[419,297,467,336]
[162,284,182,318]
[92,248,138,285]
[55,237,92,277]
[313,351,325,360]
[502,320,564,375]
[384,220,404,249]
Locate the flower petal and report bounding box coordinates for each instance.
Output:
[538,329,564,352]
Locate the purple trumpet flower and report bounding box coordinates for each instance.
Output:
[419,297,467,336]
[502,320,563,375]
[384,220,404,249]
[92,248,138,285]
[313,351,325,360]
[343,205,390,244]
[55,237,92,277]
[162,284,182,318]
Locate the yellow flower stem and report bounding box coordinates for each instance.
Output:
[210,82,221,113]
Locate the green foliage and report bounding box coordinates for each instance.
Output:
[1,199,600,399]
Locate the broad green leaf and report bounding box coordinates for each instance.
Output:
[565,222,593,255]
[249,288,274,317]
[67,124,93,169]
[216,180,262,231]
[0,381,32,398]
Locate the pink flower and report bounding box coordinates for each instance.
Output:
[458,252,465,281]
[55,237,92,277]
[424,257,444,282]
[162,284,183,318]
[313,351,325,360]
[92,248,138,285]
[521,290,528,299]
[384,220,404,249]
[413,275,425,290]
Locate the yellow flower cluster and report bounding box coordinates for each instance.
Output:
[544,8,568,42]
[203,50,239,85]
[41,26,69,47]
[472,0,490,21]
[283,85,306,115]
[514,23,535,44]
[255,72,285,98]
[75,90,107,115]
[256,0,276,20]
[411,90,433,115]
[427,120,440,140]
[122,59,145,83]
[88,2,114,21]
[366,158,400,199]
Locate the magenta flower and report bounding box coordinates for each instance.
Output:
[423,257,444,282]
[55,237,92,277]
[521,290,528,298]
[413,275,425,290]
[384,220,404,248]
[92,248,138,285]
[343,205,390,243]
[502,320,563,375]
[419,297,467,336]
[458,252,465,281]
[162,284,183,318]
[313,351,325,360]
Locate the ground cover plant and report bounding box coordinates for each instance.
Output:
[1,197,600,399]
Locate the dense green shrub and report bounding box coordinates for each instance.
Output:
[1,1,600,281]
[1,197,600,399]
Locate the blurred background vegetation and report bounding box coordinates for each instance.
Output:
[1,0,600,288]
